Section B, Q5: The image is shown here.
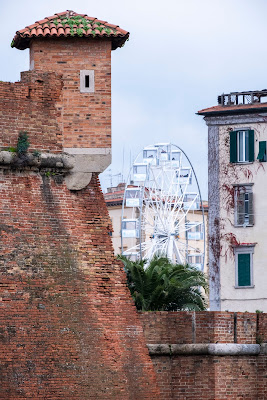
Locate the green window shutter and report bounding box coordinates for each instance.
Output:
[238,253,251,286]
[230,131,237,163]
[236,192,245,225]
[248,192,254,225]
[257,141,266,162]
[248,130,254,162]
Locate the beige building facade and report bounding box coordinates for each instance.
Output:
[199,91,267,312]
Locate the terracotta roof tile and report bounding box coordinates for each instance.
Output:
[95,19,107,24]
[198,102,267,116]
[58,27,65,36]
[37,19,48,25]
[55,11,69,17]
[36,27,43,36]
[18,28,28,34]
[50,27,57,36]
[46,15,58,20]
[27,23,38,30]
[105,23,118,29]
[43,27,50,36]
[12,10,129,50]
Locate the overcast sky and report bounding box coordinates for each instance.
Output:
[1,0,267,198]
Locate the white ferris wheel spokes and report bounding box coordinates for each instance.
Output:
[121,143,205,270]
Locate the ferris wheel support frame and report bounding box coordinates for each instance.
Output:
[172,144,206,270]
[120,143,206,270]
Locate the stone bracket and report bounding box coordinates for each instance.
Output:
[64,147,111,190]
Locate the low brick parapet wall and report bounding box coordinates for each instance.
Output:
[140,311,267,399]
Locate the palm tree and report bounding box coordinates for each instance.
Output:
[118,256,208,311]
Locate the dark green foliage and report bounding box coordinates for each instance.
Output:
[7,147,17,153]
[32,150,41,157]
[17,131,30,154]
[119,256,208,311]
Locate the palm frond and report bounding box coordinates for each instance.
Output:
[118,255,208,311]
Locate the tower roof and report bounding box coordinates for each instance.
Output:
[11,10,129,51]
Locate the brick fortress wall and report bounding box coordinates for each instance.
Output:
[0,63,160,398]
[0,71,63,152]
[140,311,267,400]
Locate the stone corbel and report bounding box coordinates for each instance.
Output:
[64,147,111,190]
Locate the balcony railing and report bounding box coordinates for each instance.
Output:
[218,90,267,106]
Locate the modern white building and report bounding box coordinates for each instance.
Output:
[199,90,267,312]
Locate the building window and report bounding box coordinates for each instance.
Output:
[234,246,255,288]
[187,253,203,270]
[234,185,254,226]
[257,141,266,162]
[230,130,254,163]
[80,70,95,93]
[186,222,203,240]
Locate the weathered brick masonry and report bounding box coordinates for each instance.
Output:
[0,11,160,399]
[140,312,267,400]
[30,38,112,149]
[0,71,63,152]
[0,172,159,399]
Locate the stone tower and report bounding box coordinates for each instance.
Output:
[0,11,159,399]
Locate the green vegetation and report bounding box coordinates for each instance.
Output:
[119,256,208,311]
[32,150,41,157]
[7,147,17,153]
[17,131,29,154]
[76,28,84,37]
[60,16,93,32]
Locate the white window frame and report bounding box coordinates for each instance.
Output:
[234,184,254,227]
[80,70,95,93]
[233,245,255,289]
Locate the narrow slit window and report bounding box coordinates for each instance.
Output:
[85,75,90,88]
[80,70,94,93]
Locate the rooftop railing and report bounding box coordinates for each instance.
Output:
[218,90,267,106]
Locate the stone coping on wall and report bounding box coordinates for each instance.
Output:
[148,343,262,356]
[0,150,74,170]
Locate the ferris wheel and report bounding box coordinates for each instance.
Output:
[121,143,205,270]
